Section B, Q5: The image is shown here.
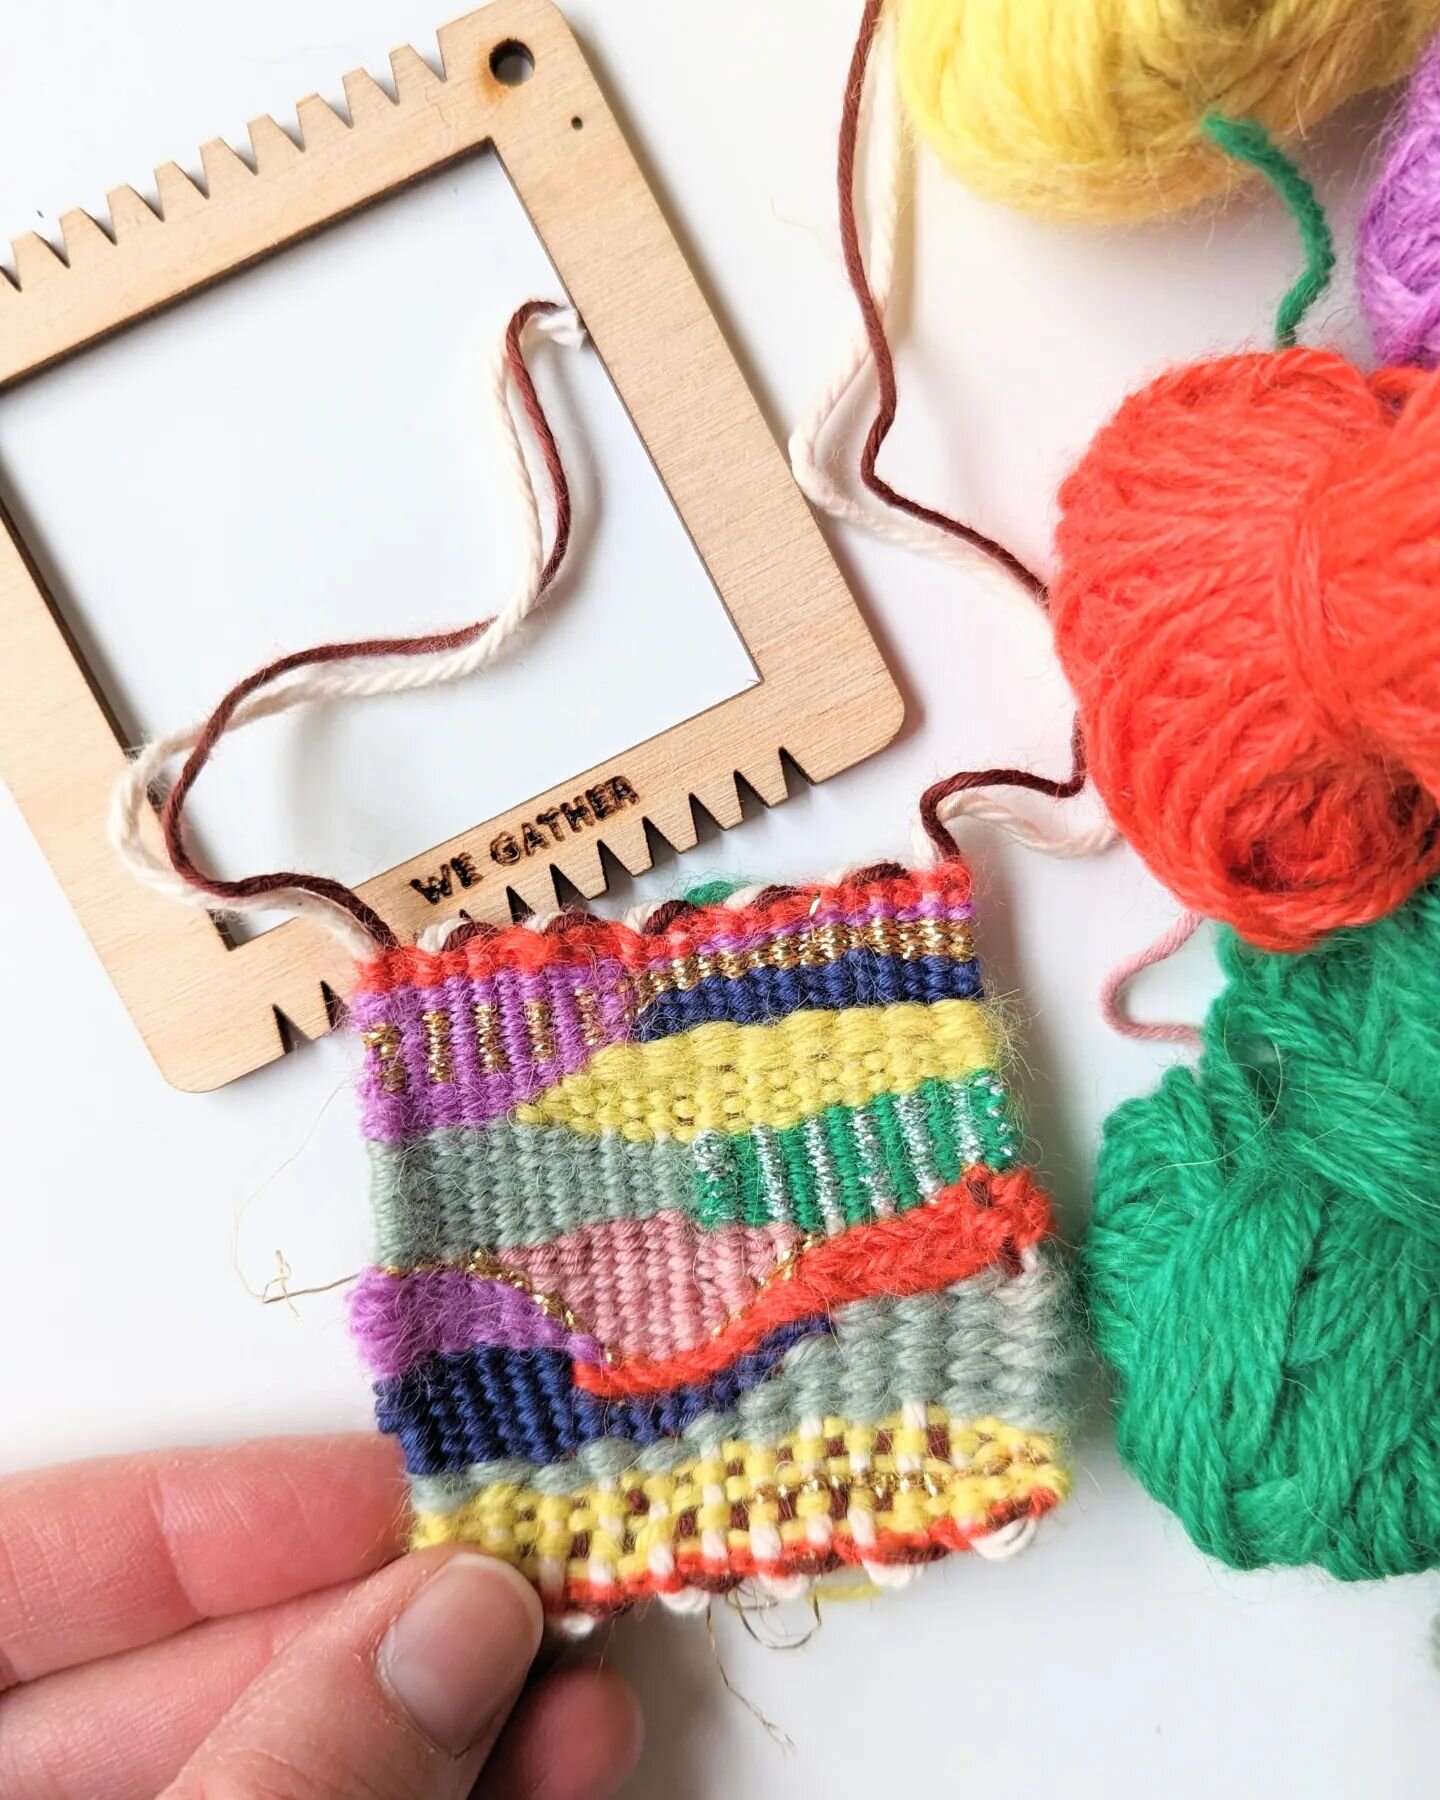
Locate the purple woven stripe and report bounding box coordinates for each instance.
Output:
[349,1267,605,1379]
[354,956,632,1140]
[354,893,978,1141]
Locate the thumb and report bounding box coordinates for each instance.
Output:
[163,1547,543,1799]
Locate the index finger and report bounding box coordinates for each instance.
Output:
[0,1434,406,1687]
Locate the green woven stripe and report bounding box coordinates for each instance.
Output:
[409,1242,1075,1506]
[774,1121,822,1234]
[872,1091,918,1211]
[952,1068,1010,1165]
[371,1071,1018,1263]
[922,1072,960,1186]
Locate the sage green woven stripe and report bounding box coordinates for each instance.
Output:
[370,1071,1018,1264]
[408,1242,1075,1507]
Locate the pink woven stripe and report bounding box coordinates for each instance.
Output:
[502,1213,803,1360]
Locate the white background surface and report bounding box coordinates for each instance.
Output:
[0,140,756,929]
[1,2,1437,1795]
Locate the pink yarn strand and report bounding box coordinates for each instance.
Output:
[1100,912,1206,1049]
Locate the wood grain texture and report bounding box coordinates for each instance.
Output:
[0,0,902,1091]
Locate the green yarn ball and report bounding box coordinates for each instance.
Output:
[1085,885,1440,1579]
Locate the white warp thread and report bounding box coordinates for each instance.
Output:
[917,790,1119,864]
[110,306,586,954]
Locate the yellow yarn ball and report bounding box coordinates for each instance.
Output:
[897,0,1440,223]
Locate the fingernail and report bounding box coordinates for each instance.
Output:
[379,1553,543,1757]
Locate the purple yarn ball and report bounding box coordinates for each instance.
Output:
[1359,38,1440,369]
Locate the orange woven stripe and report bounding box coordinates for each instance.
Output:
[574,1168,1053,1399]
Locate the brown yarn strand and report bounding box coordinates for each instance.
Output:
[837,0,1047,601]
[918,722,1089,862]
[834,5,1092,852]
[156,300,575,949]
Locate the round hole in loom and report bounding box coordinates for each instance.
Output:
[490,40,535,86]
[571,115,584,130]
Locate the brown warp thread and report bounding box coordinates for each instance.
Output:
[835,1,1085,848]
[156,299,575,949]
[837,0,1047,601]
[918,723,1090,862]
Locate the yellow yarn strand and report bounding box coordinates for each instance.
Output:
[512,999,1000,1141]
[897,0,1440,223]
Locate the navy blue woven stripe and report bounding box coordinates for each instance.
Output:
[377,1315,831,1476]
[633,948,982,1042]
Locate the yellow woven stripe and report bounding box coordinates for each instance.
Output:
[511,999,999,1141]
[411,1412,1067,1586]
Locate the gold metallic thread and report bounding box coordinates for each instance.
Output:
[629,918,974,1003]
[524,998,556,1064]
[421,1009,454,1085]
[913,917,951,958]
[797,930,827,968]
[472,1002,509,1076]
[744,1468,949,1506]
[812,922,849,961]
[361,1023,407,1094]
[573,986,606,1050]
[668,954,702,993]
[466,1254,589,1336]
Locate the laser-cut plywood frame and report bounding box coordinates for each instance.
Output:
[0,0,902,1091]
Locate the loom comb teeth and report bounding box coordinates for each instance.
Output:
[198,139,254,199]
[59,208,114,263]
[343,67,400,124]
[390,41,446,96]
[0,31,451,318]
[153,162,208,223]
[104,184,164,240]
[8,231,66,292]
[246,113,303,172]
[295,94,353,151]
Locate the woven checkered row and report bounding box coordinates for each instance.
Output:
[412,1410,1067,1620]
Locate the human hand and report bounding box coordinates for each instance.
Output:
[0,1435,642,1798]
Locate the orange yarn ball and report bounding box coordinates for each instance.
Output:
[1052,349,1440,952]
